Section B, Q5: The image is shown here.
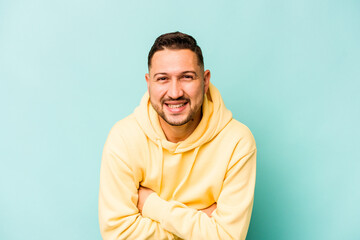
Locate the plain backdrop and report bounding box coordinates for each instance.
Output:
[1,1,359,239]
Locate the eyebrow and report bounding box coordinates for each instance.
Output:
[153,71,197,78]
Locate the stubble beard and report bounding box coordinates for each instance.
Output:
[150,96,203,127]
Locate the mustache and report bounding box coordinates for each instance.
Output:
[161,96,190,104]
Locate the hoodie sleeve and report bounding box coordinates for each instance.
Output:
[142,148,257,240]
[98,128,177,240]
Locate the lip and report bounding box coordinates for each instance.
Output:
[164,100,188,105]
[164,102,188,114]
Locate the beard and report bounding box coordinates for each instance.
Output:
[150,96,203,127]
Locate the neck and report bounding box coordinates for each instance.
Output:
[159,111,202,143]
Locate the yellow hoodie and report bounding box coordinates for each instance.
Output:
[99,83,256,240]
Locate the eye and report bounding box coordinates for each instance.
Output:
[182,75,194,80]
[157,77,168,81]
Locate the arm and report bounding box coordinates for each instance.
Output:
[199,202,217,217]
[137,186,217,217]
[140,149,257,240]
[98,131,176,240]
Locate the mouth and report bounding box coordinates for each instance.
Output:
[166,103,187,108]
[164,101,188,113]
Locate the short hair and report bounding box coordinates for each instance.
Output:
[148,31,204,69]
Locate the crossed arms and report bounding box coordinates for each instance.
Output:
[99,128,256,239]
[99,148,255,239]
[137,186,217,218]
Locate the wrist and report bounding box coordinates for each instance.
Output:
[142,193,169,223]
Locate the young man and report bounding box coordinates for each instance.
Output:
[99,32,256,240]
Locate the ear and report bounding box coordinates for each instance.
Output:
[203,70,211,94]
[145,73,150,91]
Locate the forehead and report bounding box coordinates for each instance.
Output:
[150,49,200,74]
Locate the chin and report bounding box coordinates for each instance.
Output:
[165,118,188,126]
[162,115,192,126]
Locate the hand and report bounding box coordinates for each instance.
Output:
[137,186,155,214]
[199,202,217,217]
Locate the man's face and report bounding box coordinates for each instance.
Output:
[145,49,210,127]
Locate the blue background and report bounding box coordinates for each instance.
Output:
[1,1,359,239]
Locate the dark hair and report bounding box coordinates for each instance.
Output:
[148,31,204,69]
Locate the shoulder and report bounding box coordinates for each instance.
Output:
[227,119,255,141]
[222,119,256,154]
[110,114,137,132]
[102,114,146,180]
[103,114,148,169]
[106,114,146,145]
[219,119,257,172]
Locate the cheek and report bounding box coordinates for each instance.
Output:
[187,85,204,104]
[149,85,166,101]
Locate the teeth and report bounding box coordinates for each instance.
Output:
[168,103,185,109]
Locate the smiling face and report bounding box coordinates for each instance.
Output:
[145,49,210,128]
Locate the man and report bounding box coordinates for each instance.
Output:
[99,32,256,240]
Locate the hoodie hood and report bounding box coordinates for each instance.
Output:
[134,83,232,153]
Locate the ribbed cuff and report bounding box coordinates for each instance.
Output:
[142,192,170,223]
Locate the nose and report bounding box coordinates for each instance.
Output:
[168,79,183,99]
